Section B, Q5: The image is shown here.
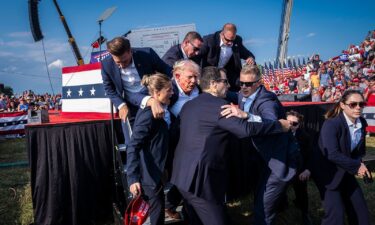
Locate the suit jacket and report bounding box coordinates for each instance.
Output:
[294,128,313,172]
[238,85,298,181]
[313,113,367,190]
[101,47,172,110]
[171,92,284,203]
[126,107,169,188]
[162,44,201,67]
[200,31,255,87]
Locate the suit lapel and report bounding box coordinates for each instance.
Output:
[339,113,352,155]
[214,32,221,65]
[238,93,245,110]
[111,60,124,92]
[169,80,179,107]
[249,86,263,113]
[356,119,366,150]
[178,44,184,59]
[132,50,144,78]
[231,42,240,67]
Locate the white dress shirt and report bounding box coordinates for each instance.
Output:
[117,59,149,110]
[218,39,233,68]
[169,81,199,117]
[242,88,262,122]
[120,60,142,93]
[343,112,362,151]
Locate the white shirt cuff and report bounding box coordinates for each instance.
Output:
[247,113,262,122]
[140,96,152,109]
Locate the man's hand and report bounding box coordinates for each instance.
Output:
[147,97,165,119]
[299,169,311,181]
[279,119,292,132]
[221,104,247,119]
[245,57,255,65]
[129,182,141,196]
[358,163,371,178]
[119,105,129,122]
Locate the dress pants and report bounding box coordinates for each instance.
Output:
[320,173,370,225]
[254,161,288,225]
[179,189,229,225]
[143,184,165,225]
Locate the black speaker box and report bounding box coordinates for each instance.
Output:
[28,0,43,42]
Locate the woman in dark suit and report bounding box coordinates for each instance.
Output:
[313,90,371,225]
[126,73,173,225]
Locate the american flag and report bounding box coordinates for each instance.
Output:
[362,106,375,133]
[62,62,114,117]
[0,111,27,135]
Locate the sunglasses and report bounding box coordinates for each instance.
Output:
[216,78,229,84]
[238,79,260,87]
[222,33,235,44]
[344,101,366,109]
[189,42,200,52]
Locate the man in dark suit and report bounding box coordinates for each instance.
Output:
[221,65,299,225]
[171,66,291,225]
[286,110,313,225]
[164,59,201,219]
[101,37,172,141]
[200,23,256,91]
[162,31,203,67]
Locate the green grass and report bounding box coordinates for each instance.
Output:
[227,173,375,225]
[0,137,375,225]
[0,138,33,225]
[0,138,27,163]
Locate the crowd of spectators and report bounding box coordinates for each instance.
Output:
[0,90,61,113]
[264,30,375,103]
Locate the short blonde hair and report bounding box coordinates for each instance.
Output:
[241,64,261,80]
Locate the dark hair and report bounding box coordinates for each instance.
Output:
[324,90,364,119]
[106,37,131,56]
[141,73,171,95]
[183,31,203,43]
[286,110,305,128]
[200,66,226,90]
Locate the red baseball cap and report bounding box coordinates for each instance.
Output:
[124,195,150,225]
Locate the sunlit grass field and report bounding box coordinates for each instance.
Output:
[0,137,374,225]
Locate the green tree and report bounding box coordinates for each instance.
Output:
[0,86,14,96]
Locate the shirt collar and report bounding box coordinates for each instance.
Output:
[242,87,260,102]
[121,58,135,70]
[220,38,233,48]
[180,45,188,59]
[162,105,171,127]
[343,112,362,129]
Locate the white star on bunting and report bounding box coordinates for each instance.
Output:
[90,87,96,96]
[67,89,72,97]
[78,88,84,96]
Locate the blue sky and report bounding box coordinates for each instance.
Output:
[0,0,374,94]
